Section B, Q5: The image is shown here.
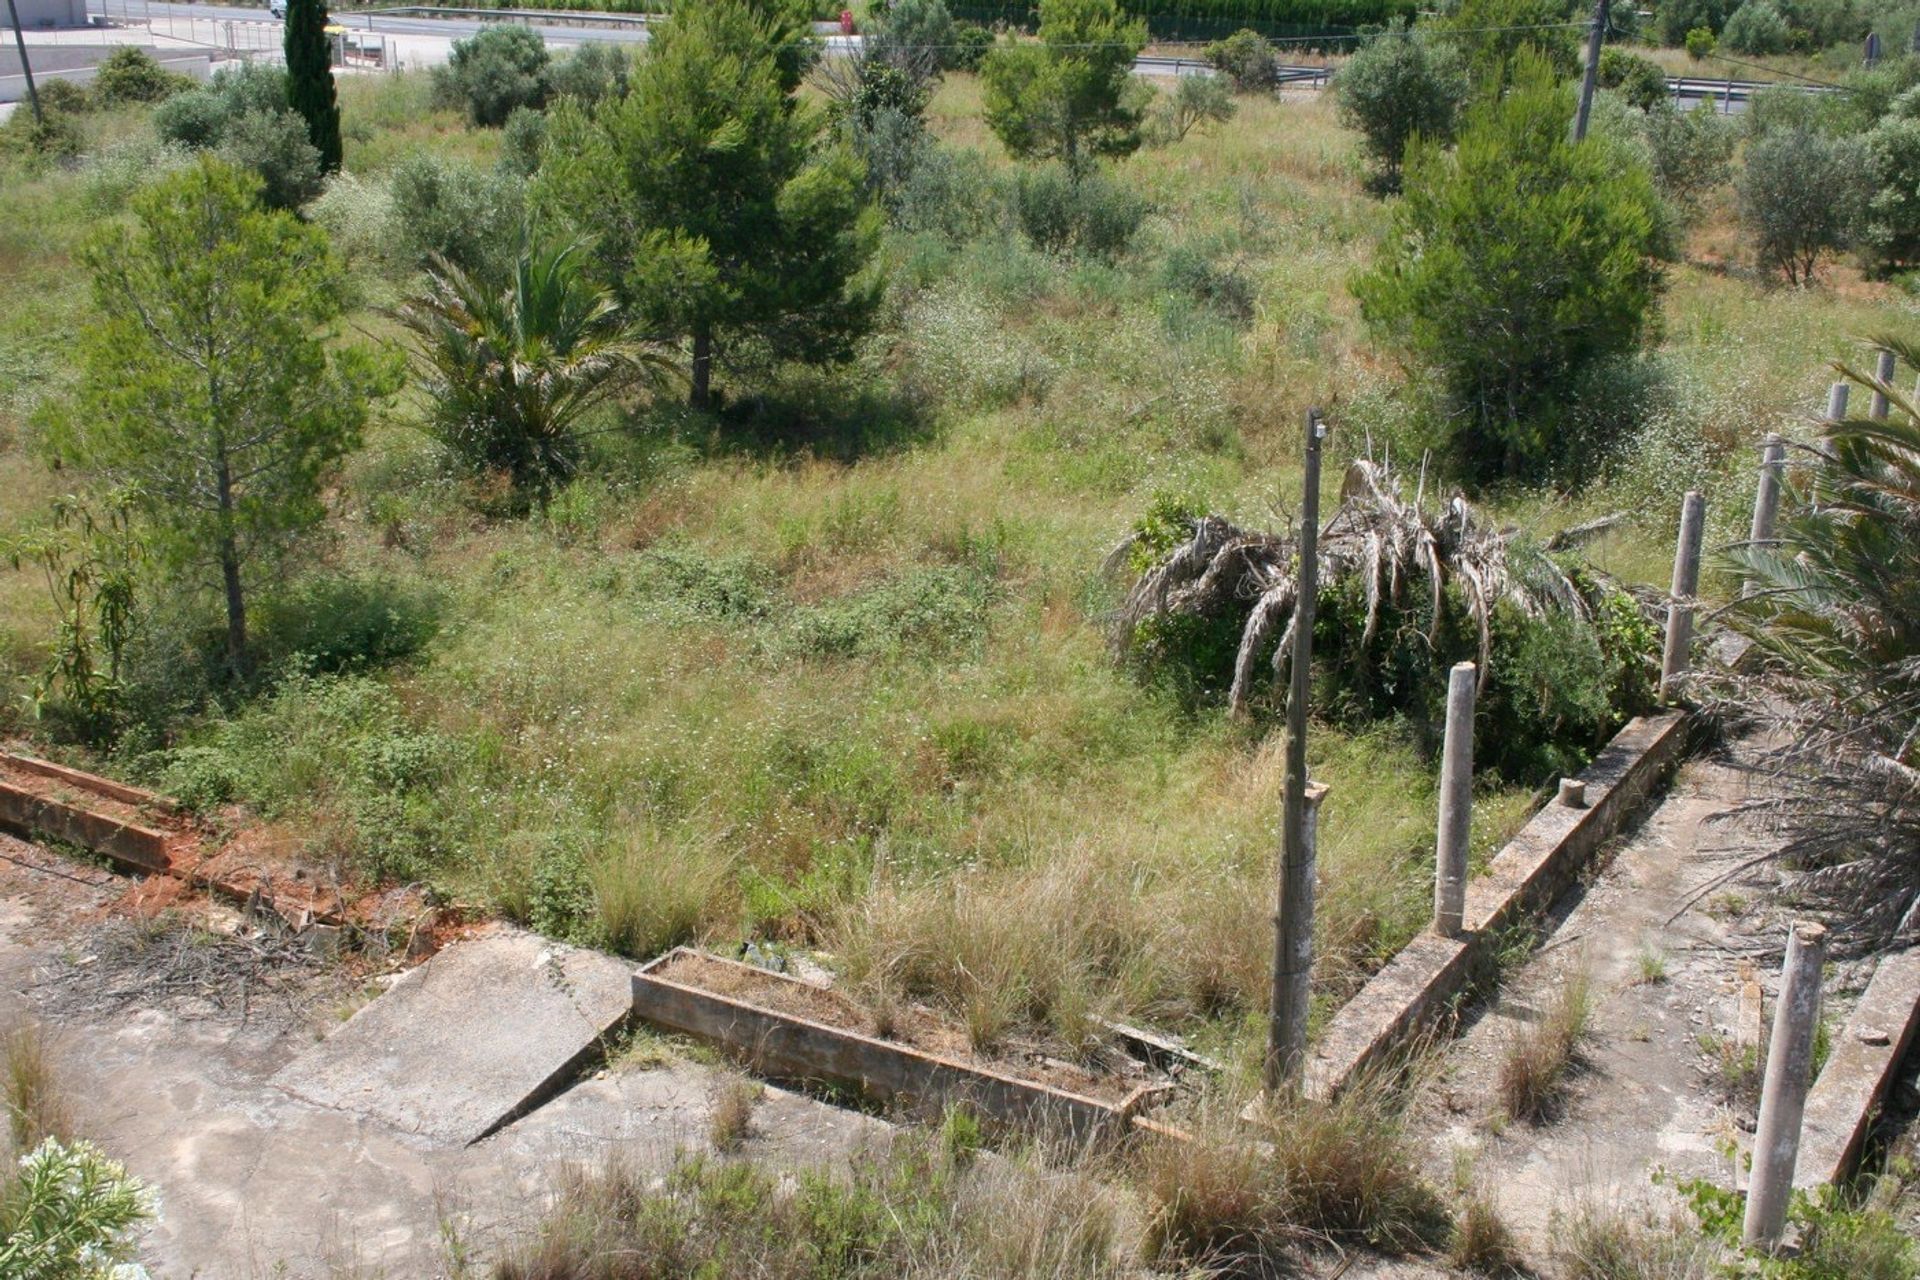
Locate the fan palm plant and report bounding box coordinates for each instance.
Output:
[1721,337,1920,944]
[393,234,671,499]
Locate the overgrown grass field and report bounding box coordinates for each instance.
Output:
[0,65,1908,1074]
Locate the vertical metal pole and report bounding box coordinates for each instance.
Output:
[1572,0,1610,142]
[1742,435,1786,599]
[5,0,44,127]
[1659,490,1706,702]
[1870,348,1896,420]
[1433,661,1476,938]
[1267,406,1328,1096]
[1743,921,1828,1249]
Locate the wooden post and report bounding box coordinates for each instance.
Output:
[1826,381,1849,421]
[1744,921,1829,1249]
[1871,348,1896,420]
[1659,491,1705,703]
[1267,407,1328,1095]
[1433,661,1476,938]
[1742,434,1786,599]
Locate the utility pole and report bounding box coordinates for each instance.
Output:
[5,0,44,129]
[1573,0,1611,142]
[1266,406,1328,1096]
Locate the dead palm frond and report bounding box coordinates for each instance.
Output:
[1109,459,1611,719]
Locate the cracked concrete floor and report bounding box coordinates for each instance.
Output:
[0,833,888,1278]
[1405,738,1816,1264]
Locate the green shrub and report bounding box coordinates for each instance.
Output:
[0,1139,152,1275]
[433,25,552,126]
[779,563,996,661]
[254,573,441,674]
[91,47,191,104]
[498,103,547,176]
[1334,20,1469,189]
[1148,72,1236,144]
[1354,54,1665,485]
[1643,101,1735,217]
[81,137,195,212]
[947,21,996,70]
[153,89,229,148]
[0,102,84,164]
[34,79,92,115]
[982,0,1147,172]
[214,108,323,210]
[1662,0,1734,45]
[1159,241,1257,328]
[1739,125,1869,284]
[1205,27,1278,91]
[1864,86,1920,269]
[1599,47,1671,111]
[1723,0,1792,51]
[307,169,396,267]
[896,143,1001,242]
[386,149,525,278]
[1442,0,1581,85]
[1674,1177,1920,1280]
[152,745,242,812]
[1009,163,1149,260]
[1686,24,1718,56]
[549,40,628,105]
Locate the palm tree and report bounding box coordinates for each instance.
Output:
[1722,336,1920,944]
[394,234,671,499]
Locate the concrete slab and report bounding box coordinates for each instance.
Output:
[271,926,635,1145]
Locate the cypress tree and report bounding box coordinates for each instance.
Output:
[284,0,342,173]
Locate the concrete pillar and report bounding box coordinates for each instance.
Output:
[1871,349,1896,420]
[1744,921,1829,1249]
[1433,661,1476,938]
[1825,382,1849,421]
[1742,435,1787,599]
[1660,491,1706,703]
[1269,781,1329,1091]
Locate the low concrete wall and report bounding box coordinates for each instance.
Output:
[633,948,1166,1142]
[0,783,170,874]
[1795,948,1920,1188]
[2,0,88,29]
[1305,711,1693,1101]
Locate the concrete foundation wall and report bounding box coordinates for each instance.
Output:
[2,0,89,29]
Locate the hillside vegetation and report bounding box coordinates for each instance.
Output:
[0,18,1910,1085]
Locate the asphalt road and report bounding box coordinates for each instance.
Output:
[81,0,1763,111]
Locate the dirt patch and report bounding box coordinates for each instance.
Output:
[654,950,1158,1105]
[35,915,363,1032]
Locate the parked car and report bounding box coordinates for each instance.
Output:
[267,0,288,19]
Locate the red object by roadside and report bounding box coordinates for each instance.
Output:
[840,8,855,33]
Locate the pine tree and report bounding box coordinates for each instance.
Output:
[534,0,880,411]
[284,0,342,173]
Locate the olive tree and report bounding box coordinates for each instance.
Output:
[981,0,1147,174]
[40,158,397,672]
[1334,21,1470,190]
[1739,126,1869,284]
[433,25,552,126]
